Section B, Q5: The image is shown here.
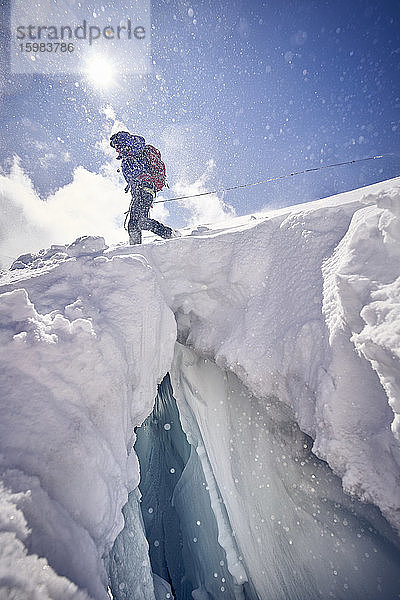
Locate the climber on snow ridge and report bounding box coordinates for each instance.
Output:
[110,131,179,245]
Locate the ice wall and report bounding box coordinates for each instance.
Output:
[111,346,400,600]
[171,344,400,600]
[118,374,252,600]
[0,238,176,598]
[131,177,400,533]
[0,177,399,599]
[109,488,156,600]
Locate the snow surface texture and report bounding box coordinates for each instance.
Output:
[0,238,176,599]
[0,177,399,598]
[131,177,400,533]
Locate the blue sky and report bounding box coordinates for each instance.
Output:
[0,0,399,228]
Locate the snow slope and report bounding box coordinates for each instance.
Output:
[0,176,399,598]
[0,240,176,598]
[131,176,400,531]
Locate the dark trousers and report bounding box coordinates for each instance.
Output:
[128,187,172,245]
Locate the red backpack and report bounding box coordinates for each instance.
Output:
[144,145,167,192]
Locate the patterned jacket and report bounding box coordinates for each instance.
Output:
[112,133,154,192]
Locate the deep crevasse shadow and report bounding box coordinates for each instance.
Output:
[110,357,400,600]
[134,374,254,600]
[110,374,254,600]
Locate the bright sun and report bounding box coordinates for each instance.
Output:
[86,56,115,88]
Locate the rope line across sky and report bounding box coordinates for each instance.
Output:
[154,153,399,204]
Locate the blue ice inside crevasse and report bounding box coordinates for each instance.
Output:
[109,373,254,600]
[133,374,254,600]
[109,360,400,600]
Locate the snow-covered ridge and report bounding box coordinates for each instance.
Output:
[0,177,399,598]
[0,246,176,598]
[134,177,400,530]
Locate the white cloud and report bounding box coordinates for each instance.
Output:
[158,122,236,227]
[0,154,174,269]
[173,159,236,227]
[0,156,130,268]
[151,197,170,223]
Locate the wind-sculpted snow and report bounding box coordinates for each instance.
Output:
[350,188,400,441]
[171,344,400,600]
[133,177,400,534]
[0,483,91,599]
[0,177,399,598]
[0,237,176,598]
[321,186,400,528]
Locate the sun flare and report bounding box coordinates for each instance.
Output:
[86,56,115,88]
